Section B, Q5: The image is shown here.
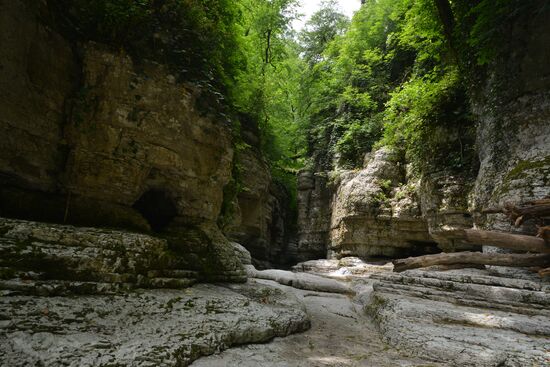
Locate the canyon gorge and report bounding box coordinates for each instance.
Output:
[1,0,549,366]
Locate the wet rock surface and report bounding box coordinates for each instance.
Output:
[0,281,309,367]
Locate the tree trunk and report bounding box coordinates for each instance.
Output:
[483,198,550,226]
[462,229,550,253]
[393,252,550,272]
[433,0,457,60]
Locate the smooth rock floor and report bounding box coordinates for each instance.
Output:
[192,278,443,367]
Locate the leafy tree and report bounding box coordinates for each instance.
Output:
[299,0,349,65]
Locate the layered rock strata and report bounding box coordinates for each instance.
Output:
[329,148,438,259]
[365,269,550,366]
[222,116,295,268]
[0,281,309,366]
[0,0,284,281]
[224,145,294,268]
[472,7,550,236]
[419,172,478,252]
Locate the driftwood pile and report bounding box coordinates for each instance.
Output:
[393,198,550,276]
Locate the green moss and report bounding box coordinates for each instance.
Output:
[498,156,550,196]
[183,299,196,310]
[162,224,243,282]
[504,156,550,182]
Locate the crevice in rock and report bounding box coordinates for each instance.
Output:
[133,189,177,232]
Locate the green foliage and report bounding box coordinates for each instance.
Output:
[300,0,413,168]
[300,0,349,65]
[297,0,520,173]
[334,115,384,166]
[382,68,476,173]
[231,0,306,204]
[464,0,547,65]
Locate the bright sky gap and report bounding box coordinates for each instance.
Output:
[292,0,363,31]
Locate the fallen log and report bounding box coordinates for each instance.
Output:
[539,267,550,277]
[462,229,550,253]
[482,198,550,226]
[423,263,485,271]
[393,252,550,272]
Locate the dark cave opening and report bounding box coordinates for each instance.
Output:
[133,189,177,232]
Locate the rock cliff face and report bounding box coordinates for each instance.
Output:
[298,148,454,261]
[223,120,295,268]
[0,0,78,201]
[0,0,285,281]
[65,44,234,230]
[471,10,550,236]
[419,172,477,252]
[329,148,437,259]
[296,169,332,261]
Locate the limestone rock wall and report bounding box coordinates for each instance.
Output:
[296,170,333,261]
[223,121,294,267]
[0,0,249,282]
[297,146,481,260]
[471,9,550,235]
[419,172,478,252]
[65,44,234,225]
[328,148,437,259]
[0,0,77,196]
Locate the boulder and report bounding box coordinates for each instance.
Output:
[248,267,354,294]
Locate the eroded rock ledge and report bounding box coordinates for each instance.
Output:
[365,269,550,366]
[0,282,309,366]
[0,218,310,366]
